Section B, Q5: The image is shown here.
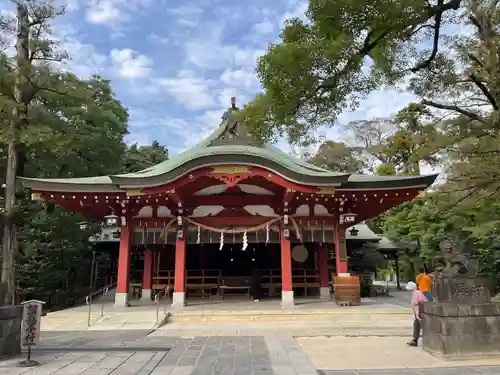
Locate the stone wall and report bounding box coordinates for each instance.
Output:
[0,305,23,357]
[422,302,500,358]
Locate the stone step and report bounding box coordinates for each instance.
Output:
[167,308,412,323]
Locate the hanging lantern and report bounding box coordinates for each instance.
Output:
[339,213,357,224]
[104,214,118,226]
[78,221,88,230]
[177,229,184,239]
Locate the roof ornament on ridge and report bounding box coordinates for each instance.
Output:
[221,96,239,121]
[213,96,253,145]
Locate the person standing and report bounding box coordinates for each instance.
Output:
[251,265,262,302]
[406,281,428,346]
[416,266,433,302]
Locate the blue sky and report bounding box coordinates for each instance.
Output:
[1,0,466,167]
[48,0,421,156]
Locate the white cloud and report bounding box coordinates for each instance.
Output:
[253,20,275,35]
[148,33,169,44]
[280,0,308,25]
[220,69,258,89]
[49,23,110,78]
[157,70,216,110]
[86,0,121,24]
[183,22,265,71]
[167,5,204,27]
[110,49,153,78]
[85,0,156,27]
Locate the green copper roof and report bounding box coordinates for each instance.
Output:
[19,102,438,192]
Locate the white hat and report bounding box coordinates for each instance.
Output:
[406,281,417,291]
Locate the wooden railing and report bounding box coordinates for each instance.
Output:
[260,269,320,297]
[151,268,320,298]
[186,269,221,299]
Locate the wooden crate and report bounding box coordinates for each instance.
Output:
[333,275,361,306]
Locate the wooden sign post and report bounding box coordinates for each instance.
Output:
[18,300,45,367]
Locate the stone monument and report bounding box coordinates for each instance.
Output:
[421,239,500,358]
[0,305,23,356]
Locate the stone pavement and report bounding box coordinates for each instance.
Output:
[318,369,500,375]
[297,336,500,371]
[0,330,317,375]
[2,330,500,374]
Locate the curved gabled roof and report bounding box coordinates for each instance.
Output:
[18,104,438,192]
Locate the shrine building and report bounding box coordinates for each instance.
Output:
[19,98,437,309]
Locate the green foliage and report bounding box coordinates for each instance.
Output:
[375,163,396,176]
[382,193,500,291]
[243,0,464,144]
[349,246,385,274]
[122,141,168,173]
[6,73,131,304]
[308,140,365,173]
[16,204,99,303]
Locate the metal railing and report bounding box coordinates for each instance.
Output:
[154,285,170,325]
[85,282,116,327]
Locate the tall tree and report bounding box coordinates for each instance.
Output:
[0,0,129,304]
[0,1,67,304]
[410,0,500,201]
[382,104,442,175]
[240,0,464,144]
[344,118,395,172]
[7,74,128,305]
[308,140,365,173]
[122,141,168,173]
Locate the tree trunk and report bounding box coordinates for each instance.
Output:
[1,2,29,305]
[393,254,401,290]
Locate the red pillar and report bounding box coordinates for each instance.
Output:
[115,224,132,307]
[317,246,329,287]
[173,231,187,307]
[280,227,294,307]
[334,220,348,274]
[141,248,153,301]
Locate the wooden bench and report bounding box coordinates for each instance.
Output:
[219,276,252,300]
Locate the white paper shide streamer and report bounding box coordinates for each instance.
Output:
[219,232,224,250]
[242,231,248,251]
[266,224,269,243]
[197,226,201,244]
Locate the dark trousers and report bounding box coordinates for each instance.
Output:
[412,318,421,343]
[252,284,262,299]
